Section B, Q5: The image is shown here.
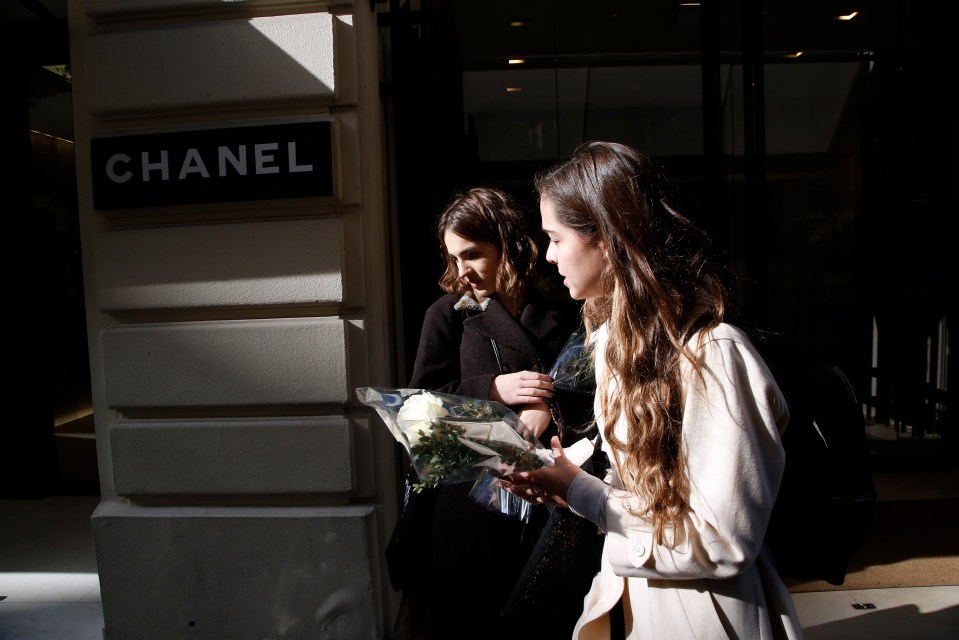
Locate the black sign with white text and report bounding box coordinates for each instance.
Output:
[91,121,334,209]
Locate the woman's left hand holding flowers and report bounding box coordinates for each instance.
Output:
[499,436,582,507]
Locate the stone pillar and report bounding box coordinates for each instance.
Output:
[67,1,399,637]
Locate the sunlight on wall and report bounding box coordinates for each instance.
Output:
[0,573,101,603]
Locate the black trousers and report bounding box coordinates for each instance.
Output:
[610,597,626,638]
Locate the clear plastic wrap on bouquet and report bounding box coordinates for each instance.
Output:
[545,325,597,441]
[548,324,595,393]
[355,387,553,521]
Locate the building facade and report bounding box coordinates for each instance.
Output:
[68,1,399,637]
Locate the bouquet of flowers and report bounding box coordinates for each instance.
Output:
[355,387,553,521]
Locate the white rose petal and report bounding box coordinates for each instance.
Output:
[398,392,450,425]
[404,420,434,442]
[397,392,451,441]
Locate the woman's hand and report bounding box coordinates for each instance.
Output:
[499,436,582,508]
[490,370,554,405]
[516,402,553,439]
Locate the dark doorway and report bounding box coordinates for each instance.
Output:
[381,0,953,468]
[1,5,98,497]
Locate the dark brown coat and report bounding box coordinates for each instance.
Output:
[408,291,580,402]
[401,290,584,639]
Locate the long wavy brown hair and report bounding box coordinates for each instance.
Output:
[535,141,726,544]
[436,187,539,303]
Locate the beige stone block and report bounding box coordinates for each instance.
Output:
[92,500,379,639]
[82,0,335,20]
[101,318,348,408]
[84,13,336,114]
[110,416,354,495]
[96,218,343,312]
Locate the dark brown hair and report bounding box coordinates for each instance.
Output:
[436,187,539,300]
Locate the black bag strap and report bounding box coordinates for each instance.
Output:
[490,338,510,374]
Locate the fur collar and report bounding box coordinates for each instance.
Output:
[453,293,491,312]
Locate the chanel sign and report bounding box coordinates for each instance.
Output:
[90,121,334,209]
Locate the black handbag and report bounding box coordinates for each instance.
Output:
[501,439,608,629]
[499,325,607,628]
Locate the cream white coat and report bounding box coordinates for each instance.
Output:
[574,323,804,639]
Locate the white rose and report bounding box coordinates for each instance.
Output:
[397,391,450,440]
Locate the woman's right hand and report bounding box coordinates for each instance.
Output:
[490,370,554,405]
[499,436,581,508]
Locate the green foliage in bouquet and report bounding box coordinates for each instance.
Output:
[409,420,545,492]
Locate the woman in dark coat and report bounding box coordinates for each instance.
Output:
[394,187,583,639]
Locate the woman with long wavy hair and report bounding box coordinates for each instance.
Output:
[500,142,803,639]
